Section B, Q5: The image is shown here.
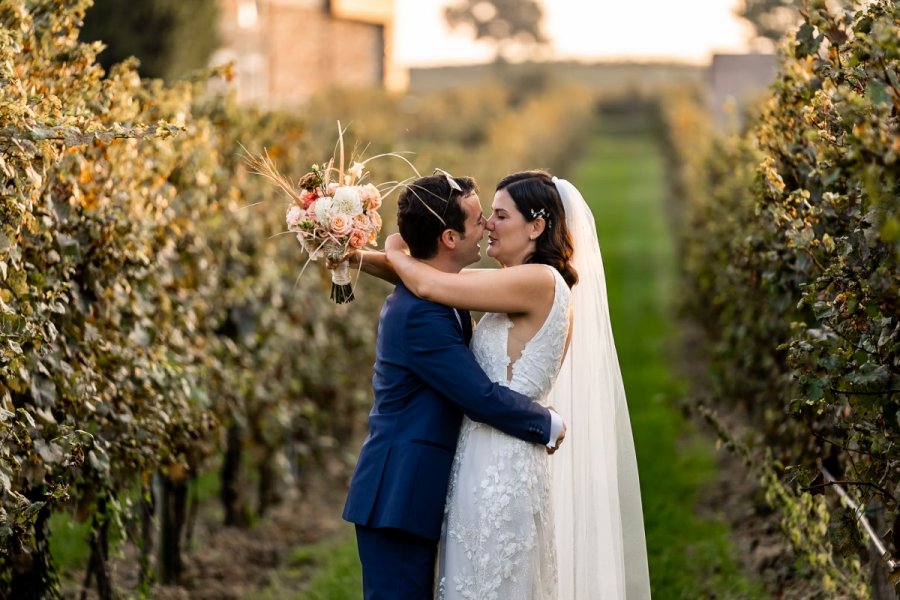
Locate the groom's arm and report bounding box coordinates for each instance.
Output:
[404,302,563,447]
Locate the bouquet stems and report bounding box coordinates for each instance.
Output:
[329,259,355,304]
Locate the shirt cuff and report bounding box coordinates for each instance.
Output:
[547,409,564,448]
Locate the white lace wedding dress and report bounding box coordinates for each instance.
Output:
[437,265,570,600]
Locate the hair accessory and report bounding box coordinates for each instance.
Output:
[433,168,462,192]
[530,207,552,229]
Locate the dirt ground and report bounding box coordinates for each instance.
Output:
[61,453,353,600]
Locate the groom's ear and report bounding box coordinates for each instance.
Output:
[439,228,459,250]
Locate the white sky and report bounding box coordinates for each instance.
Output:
[393,0,755,66]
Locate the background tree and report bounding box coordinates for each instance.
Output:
[444,0,547,61]
[737,0,851,49]
[79,0,218,80]
[738,0,801,45]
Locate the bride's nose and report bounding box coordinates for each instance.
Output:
[485,217,496,231]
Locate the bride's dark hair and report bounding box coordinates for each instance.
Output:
[496,170,578,288]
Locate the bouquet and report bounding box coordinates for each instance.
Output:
[244,124,389,303]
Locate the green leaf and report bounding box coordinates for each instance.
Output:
[795,23,823,58]
[867,79,891,106]
[55,233,81,260]
[881,218,900,243]
[16,408,35,428]
[30,375,58,407]
[33,439,63,465]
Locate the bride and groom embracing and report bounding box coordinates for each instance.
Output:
[339,170,651,599]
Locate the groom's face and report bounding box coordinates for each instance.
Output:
[455,192,486,266]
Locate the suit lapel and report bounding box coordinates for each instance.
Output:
[459,309,473,345]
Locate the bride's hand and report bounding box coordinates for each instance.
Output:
[326,253,354,270]
[384,233,410,258]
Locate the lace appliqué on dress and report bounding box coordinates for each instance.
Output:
[437,266,570,600]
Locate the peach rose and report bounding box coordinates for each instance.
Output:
[369,210,382,230]
[330,213,352,236]
[360,183,382,210]
[348,228,367,249]
[353,213,371,231]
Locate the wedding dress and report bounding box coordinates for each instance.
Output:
[437,264,570,600]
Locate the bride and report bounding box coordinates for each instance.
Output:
[386,170,575,598]
[358,170,650,598]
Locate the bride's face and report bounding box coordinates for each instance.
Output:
[486,189,536,267]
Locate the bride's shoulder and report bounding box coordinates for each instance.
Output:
[510,263,555,277]
[491,263,556,292]
[522,263,562,285]
[461,264,552,283]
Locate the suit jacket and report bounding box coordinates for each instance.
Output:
[343,283,551,541]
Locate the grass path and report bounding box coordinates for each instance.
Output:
[576,116,763,598]
[270,117,765,599]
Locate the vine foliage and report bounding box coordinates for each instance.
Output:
[665,0,899,595]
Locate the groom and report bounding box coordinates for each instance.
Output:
[341,173,565,599]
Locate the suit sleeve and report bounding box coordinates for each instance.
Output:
[403,303,551,445]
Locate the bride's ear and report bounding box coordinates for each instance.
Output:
[529,217,546,240]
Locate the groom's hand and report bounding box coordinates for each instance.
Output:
[547,407,566,455]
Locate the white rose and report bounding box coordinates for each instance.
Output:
[331,186,363,217]
[314,197,333,227]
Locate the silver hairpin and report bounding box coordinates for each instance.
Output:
[530,207,552,228]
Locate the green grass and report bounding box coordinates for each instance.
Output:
[575,114,765,598]
[255,524,361,600]
[49,513,92,575]
[293,534,362,599]
[52,467,223,582]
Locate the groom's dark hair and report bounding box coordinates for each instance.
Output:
[397,174,477,259]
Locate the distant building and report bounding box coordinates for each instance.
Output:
[708,53,780,130]
[213,0,406,107]
[407,61,706,95]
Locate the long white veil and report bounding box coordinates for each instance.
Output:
[549,177,651,598]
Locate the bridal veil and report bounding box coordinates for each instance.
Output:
[549,177,651,598]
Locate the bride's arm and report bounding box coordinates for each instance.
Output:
[384,234,554,314]
[339,250,399,284]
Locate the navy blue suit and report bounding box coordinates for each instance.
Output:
[343,283,551,598]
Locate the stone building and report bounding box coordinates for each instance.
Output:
[213,0,405,107]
